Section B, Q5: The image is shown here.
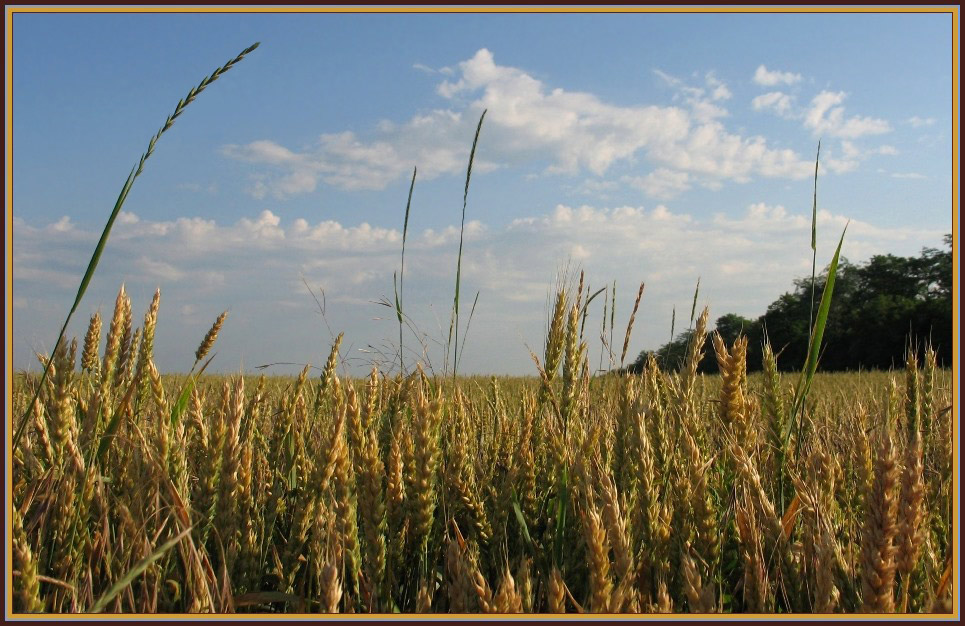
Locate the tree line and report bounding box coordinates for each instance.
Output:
[630,234,953,373]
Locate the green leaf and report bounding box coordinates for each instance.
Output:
[89,525,192,613]
[171,353,214,428]
[170,379,195,428]
[786,222,848,447]
[393,272,402,323]
[689,277,700,327]
[511,487,535,556]
[553,467,569,569]
[811,141,821,252]
[450,109,487,377]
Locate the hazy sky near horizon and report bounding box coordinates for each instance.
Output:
[9,9,956,376]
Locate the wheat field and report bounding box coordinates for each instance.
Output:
[9,283,954,614]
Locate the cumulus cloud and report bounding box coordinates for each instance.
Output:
[657,121,812,181]
[13,205,946,376]
[752,91,794,116]
[623,169,691,199]
[804,91,891,138]
[705,72,732,101]
[50,216,74,232]
[751,86,894,158]
[753,65,802,86]
[223,49,817,199]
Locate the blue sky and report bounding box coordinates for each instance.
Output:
[9,9,957,376]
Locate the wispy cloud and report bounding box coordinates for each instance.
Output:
[804,91,891,138]
[906,116,936,128]
[176,182,218,194]
[412,62,438,74]
[751,91,794,117]
[753,65,802,86]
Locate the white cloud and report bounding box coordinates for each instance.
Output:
[412,63,437,74]
[223,50,817,199]
[840,140,861,159]
[223,140,301,165]
[753,65,802,86]
[705,72,732,101]
[656,121,812,181]
[177,182,218,195]
[13,206,947,376]
[891,172,927,180]
[237,210,286,243]
[222,111,484,197]
[752,91,794,117]
[652,68,730,123]
[623,169,691,199]
[574,178,620,196]
[906,116,936,128]
[804,91,891,138]
[570,243,591,260]
[50,216,74,232]
[135,256,184,282]
[826,140,898,174]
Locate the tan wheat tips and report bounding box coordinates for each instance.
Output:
[860,430,900,613]
[547,566,566,613]
[9,280,953,614]
[620,282,645,369]
[195,310,227,364]
[135,288,161,388]
[12,505,44,613]
[81,311,102,372]
[405,387,443,559]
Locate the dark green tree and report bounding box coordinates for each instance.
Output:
[630,235,952,373]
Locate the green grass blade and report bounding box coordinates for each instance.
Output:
[581,286,606,341]
[811,141,820,252]
[450,109,487,377]
[13,42,260,450]
[599,285,609,372]
[170,354,214,428]
[786,222,848,447]
[809,141,821,340]
[609,280,616,366]
[89,525,192,613]
[396,167,417,374]
[511,488,536,556]
[394,272,402,323]
[689,277,700,328]
[553,467,569,569]
[456,291,480,372]
[170,378,196,429]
